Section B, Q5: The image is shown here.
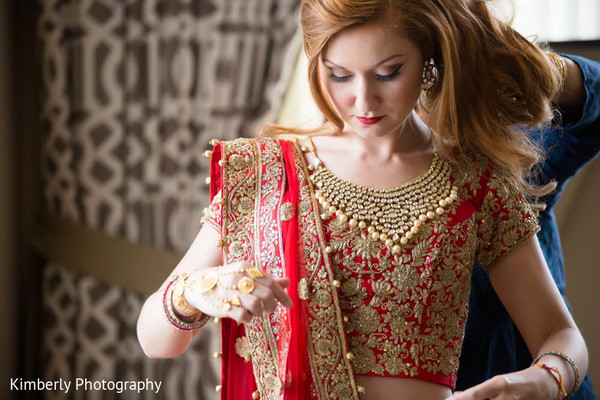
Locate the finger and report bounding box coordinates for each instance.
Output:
[266,278,293,308]
[241,282,276,314]
[451,376,503,400]
[253,284,278,314]
[275,277,291,288]
[239,292,265,316]
[444,391,462,400]
[229,304,253,324]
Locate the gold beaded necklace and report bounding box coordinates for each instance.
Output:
[302,138,458,254]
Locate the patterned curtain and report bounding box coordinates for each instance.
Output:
[38,0,300,398]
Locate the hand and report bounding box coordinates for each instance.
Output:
[445,366,559,400]
[183,262,293,324]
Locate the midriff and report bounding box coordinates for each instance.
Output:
[357,375,452,400]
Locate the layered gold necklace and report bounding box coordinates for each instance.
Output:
[303,140,458,254]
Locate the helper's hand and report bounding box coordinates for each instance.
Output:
[183,261,293,324]
[445,365,561,400]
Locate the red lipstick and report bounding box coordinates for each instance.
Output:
[356,116,383,125]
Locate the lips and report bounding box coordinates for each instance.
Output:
[356,116,383,125]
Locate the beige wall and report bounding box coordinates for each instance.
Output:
[552,43,600,390]
[0,0,18,397]
[555,149,600,389]
[557,155,600,389]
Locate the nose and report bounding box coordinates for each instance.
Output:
[355,78,379,115]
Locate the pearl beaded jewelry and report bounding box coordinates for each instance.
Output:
[306,147,457,253]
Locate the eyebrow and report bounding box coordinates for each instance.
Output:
[323,54,404,68]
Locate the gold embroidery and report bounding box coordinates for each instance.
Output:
[228,240,245,259]
[201,190,223,231]
[317,157,538,383]
[240,197,254,214]
[214,139,537,394]
[219,138,286,400]
[280,202,296,221]
[235,336,252,362]
[263,373,283,393]
[229,153,249,170]
[293,141,361,400]
[298,278,310,300]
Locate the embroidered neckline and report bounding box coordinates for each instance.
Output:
[300,138,458,253]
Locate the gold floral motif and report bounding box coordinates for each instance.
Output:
[332,382,353,399]
[235,336,252,362]
[263,373,283,394]
[240,197,254,213]
[349,306,380,335]
[298,278,310,300]
[280,202,296,221]
[299,200,312,216]
[228,240,245,258]
[228,153,248,170]
[351,344,379,375]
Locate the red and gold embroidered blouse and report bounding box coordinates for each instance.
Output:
[202,138,539,392]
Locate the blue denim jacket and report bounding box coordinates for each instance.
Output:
[456,55,600,399]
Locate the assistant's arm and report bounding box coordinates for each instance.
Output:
[555,56,586,111]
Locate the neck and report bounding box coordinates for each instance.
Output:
[341,111,433,161]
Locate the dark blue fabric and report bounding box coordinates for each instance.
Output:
[456,55,600,399]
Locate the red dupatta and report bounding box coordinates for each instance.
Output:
[209,138,360,400]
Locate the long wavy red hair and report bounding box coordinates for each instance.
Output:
[266,0,562,196]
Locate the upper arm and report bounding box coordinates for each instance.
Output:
[488,235,576,355]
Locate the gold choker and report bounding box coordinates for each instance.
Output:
[305,147,457,254]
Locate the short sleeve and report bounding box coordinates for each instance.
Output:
[475,175,540,270]
[201,190,223,233]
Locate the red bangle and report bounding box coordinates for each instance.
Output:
[163,277,210,331]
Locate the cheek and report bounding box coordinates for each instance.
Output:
[323,82,353,111]
[390,85,421,109]
[388,76,423,109]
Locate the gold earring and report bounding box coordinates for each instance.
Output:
[422,58,437,94]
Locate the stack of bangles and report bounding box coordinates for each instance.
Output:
[546,52,568,88]
[163,267,265,330]
[531,351,581,400]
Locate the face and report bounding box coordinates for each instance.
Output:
[319,22,424,139]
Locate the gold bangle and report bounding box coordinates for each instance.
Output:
[547,52,567,87]
[532,351,580,399]
[172,273,200,316]
[163,278,209,331]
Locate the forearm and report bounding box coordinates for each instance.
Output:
[136,288,200,359]
[136,225,224,358]
[486,238,589,398]
[532,326,589,396]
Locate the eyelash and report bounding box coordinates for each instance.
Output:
[328,66,402,83]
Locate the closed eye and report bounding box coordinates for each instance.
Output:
[376,66,402,82]
[328,65,402,83]
[329,72,351,83]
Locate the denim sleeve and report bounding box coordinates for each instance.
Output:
[535,55,600,209]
